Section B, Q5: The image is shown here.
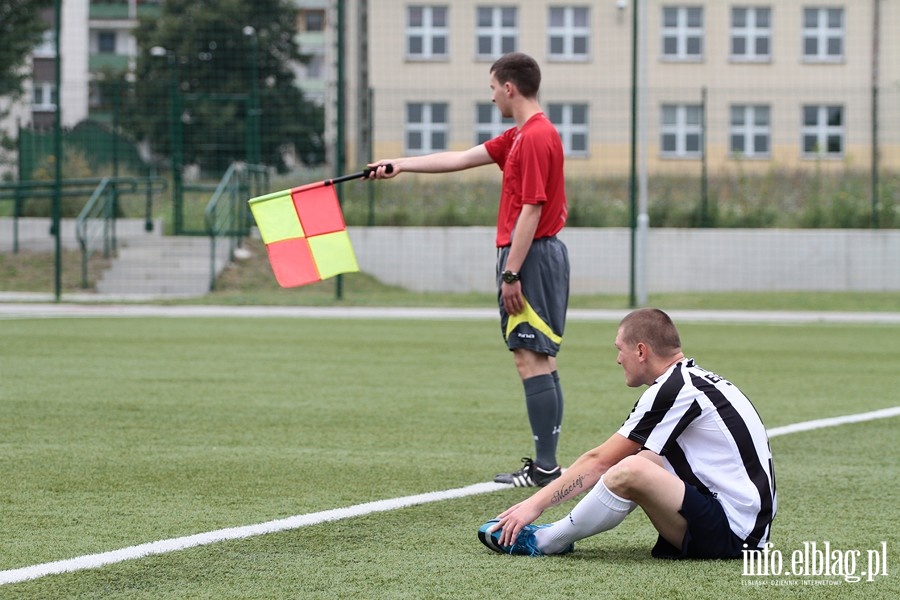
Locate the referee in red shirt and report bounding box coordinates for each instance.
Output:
[369,53,569,487]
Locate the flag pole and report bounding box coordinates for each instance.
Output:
[289,164,392,193]
[327,164,393,186]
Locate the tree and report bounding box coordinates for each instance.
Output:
[0,0,52,102]
[122,0,324,173]
[0,1,52,179]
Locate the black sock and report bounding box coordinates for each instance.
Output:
[523,374,559,470]
[551,370,564,458]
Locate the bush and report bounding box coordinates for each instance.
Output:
[20,148,94,218]
[334,167,896,229]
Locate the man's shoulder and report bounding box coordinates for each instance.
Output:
[518,114,564,155]
[521,112,554,132]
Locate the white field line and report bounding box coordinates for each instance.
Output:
[1,303,900,324]
[767,406,900,438]
[2,407,898,586]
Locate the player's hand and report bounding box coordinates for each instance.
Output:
[366,161,398,179]
[490,500,544,548]
[501,280,524,315]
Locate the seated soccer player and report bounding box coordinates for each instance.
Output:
[478,308,776,559]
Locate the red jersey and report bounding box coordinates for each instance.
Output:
[483,112,567,247]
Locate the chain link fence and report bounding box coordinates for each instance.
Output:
[1,0,897,299]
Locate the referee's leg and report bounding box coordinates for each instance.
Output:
[513,348,561,471]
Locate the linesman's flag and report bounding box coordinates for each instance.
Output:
[248,183,359,288]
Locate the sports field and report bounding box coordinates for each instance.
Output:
[0,309,897,599]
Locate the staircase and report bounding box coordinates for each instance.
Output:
[95,235,233,297]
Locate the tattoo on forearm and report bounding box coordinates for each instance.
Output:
[550,474,588,504]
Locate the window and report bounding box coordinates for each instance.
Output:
[304,10,325,32]
[731,6,771,61]
[406,102,448,154]
[97,31,116,54]
[407,6,449,60]
[803,7,843,61]
[662,6,703,61]
[802,105,843,157]
[32,81,57,111]
[730,105,770,157]
[476,6,517,59]
[306,54,324,79]
[661,104,702,157]
[548,6,589,61]
[475,102,514,145]
[548,103,588,156]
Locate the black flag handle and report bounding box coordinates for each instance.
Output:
[327,163,394,186]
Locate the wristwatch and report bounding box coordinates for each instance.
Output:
[501,270,520,284]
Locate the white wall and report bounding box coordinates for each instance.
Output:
[349,227,900,294]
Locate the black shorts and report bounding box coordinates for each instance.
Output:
[651,484,747,560]
[497,236,569,357]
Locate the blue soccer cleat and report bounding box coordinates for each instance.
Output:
[477,519,573,556]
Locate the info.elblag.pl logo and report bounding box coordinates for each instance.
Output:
[741,541,890,586]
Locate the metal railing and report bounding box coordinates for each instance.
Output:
[1,178,110,253]
[204,163,269,290]
[75,176,167,288]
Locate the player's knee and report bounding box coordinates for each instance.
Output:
[604,455,646,495]
[513,349,551,378]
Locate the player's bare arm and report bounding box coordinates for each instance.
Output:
[368,145,493,178]
[501,203,541,316]
[492,433,642,547]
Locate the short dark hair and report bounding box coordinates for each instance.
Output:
[618,308,682,355]
[490,52,541,98]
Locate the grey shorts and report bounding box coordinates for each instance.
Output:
[497,236,570,357]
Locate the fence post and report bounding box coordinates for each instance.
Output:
[334,0,347,300]
[700,86,709,227]
[52,0,63,302]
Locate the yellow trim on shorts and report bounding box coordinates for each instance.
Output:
[505,298,563,345]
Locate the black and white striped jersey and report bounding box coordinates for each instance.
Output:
[617,359,777,547]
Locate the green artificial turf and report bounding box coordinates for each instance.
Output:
[0,316,897,599]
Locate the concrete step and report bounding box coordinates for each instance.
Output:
[95,236,233,296]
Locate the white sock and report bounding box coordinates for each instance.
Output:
[534,476,637,554]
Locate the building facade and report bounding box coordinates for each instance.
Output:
[4,1,898,180]
[336,0,898,177]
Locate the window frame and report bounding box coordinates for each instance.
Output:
[475,6,518,60]
[801,104,844,158]
[729,104,771,159]
[548,102,590,157]
[730,6,772,63]
[406,5,450,61]
[661,6,704,62]
[660,103,703,159]
[96,30,117,54]
[547,6,590,62]
[32,81,57,111]
[802,7,844,63]
[405,102,450,155]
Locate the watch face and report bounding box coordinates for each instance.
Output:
[502,271,519,284]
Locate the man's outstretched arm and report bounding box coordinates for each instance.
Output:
[367,145,493,178]
[492,433,642,547]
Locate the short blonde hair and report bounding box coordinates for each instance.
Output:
[618,308,682,355]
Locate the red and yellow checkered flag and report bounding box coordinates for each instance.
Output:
[248,181,358,288]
